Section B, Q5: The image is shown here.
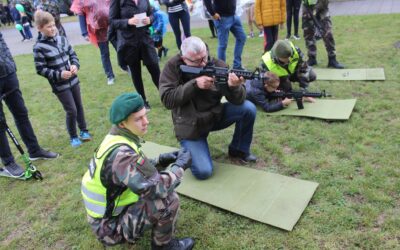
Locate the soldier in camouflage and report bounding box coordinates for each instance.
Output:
[301,0,344,68]
[81,92,195,250]
[36,0,66,37]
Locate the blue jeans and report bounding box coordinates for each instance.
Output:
[180,100,256,180]
[98,41,115,79]
[0,73,41,165]
[168,9,191,49]
[78,14,88,37]
[22,24,33,39]
[213,15,247,69]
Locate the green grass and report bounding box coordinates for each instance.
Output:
[1,13,400,249]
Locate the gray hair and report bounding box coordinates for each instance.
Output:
[181,36,207,57]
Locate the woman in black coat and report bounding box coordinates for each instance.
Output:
[109,0,160,109]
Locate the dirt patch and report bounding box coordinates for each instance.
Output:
[53,239,68,249]
[288,171,301,178]
[345,193,365,204]
[372,213,385,232]
[1,222,31,246]
[283,146,293,154]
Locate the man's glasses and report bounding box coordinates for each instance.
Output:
[184,55,208,65]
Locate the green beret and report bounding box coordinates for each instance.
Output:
[109,92,144,124]
[272,40,293,58]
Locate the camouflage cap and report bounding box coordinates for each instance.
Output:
[272,40,293,58]
[109,92,144,124]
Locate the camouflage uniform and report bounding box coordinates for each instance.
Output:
[86,126,184,246]
[37,0,66,37]
[302,0,336,59]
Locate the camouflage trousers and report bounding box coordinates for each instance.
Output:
[88,191,180,246]
[279,69,316,91]
[302,2,336,58]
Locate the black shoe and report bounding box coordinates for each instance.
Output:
[307,57,318,66]
[163,47,169,57]
[228,148,257,164]
[29,148,59,161]
[3,162,25,177]
[152,238,195,250]
[144,101,151,111]
[327,56,345,69]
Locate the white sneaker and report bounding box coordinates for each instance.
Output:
[293,35,300,40]
[107,78,115,85]
[258,32,264,37]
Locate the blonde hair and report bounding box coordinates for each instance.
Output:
[34,10,54,28]
[263,71,280,88]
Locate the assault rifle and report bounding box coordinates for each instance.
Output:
[180,65,265,89]
[305,7,324,40]
[269,90,331,109]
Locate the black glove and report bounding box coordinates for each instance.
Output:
[158,151,179,168]
[173,148,192,170]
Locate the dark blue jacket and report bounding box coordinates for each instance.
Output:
[0,32,17,78]
[245,79,284,113]
[204,0,236,17]
[10,7,21,23]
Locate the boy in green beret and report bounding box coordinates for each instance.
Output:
[81,92,195,250]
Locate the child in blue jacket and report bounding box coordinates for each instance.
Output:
[151,2,169,59]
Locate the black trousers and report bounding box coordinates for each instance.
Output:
[0,72,40,165]
[55,84,87,139]
[124,44,160,102]
[286,0,302,36]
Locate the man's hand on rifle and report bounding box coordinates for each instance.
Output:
[195,75,214,90]
[227,72,245,88]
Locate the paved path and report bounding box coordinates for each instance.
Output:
[2,0,400,56]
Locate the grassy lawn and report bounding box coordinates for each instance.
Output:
[1,13,399,249]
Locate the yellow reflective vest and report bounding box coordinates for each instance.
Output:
[81,135,139,218]
[261,42,299,77]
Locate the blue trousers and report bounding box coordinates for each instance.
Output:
[168,9,191,49]
[180,100,256,180]
[78,14,88,37]
[213,15,247,69]
[98,41,115,79]
[0,72,40,165]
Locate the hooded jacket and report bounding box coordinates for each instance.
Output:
[255,0,286,27]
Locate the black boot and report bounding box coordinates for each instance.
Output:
[327,56,345,69]
[152,238,195,250]
[307,56,317,66]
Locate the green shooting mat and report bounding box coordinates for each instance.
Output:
[314,68,385,80]
[141,141,319,231]
[266,99,357,120]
